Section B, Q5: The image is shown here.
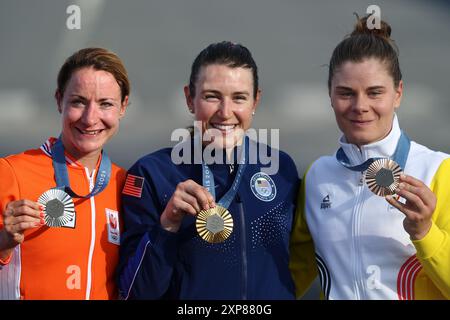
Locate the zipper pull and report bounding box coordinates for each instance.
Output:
[358,172,365,186]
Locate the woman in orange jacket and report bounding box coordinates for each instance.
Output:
[0,47,129,299]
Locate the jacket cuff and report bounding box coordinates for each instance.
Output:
[413,222,445,260]
[0,251,13,266]
[150,225,179,263]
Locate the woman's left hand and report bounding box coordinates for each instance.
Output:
[386,174,436,240]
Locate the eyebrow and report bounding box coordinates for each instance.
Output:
[68,94,87,99]
[202,90,221,95]
[334,85,386,91]
[202,90,250,95]
[366,86,385,90]
[334,86,353,91]
[233,91,250,96]
[68,94,118,100]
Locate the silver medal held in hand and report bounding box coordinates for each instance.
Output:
[37,189,75,227]
[365,159,402,197]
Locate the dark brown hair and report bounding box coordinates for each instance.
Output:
[328,14,402,91]
[188,41,259,99]
[56,47,130,102]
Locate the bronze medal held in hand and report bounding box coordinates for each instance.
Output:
[365,159,402,197]
[38,189,75,227]
[196,205,233,243]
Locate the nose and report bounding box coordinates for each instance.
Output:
[352,93,369,113]
[217,98,233,119]
[81,101,99,126]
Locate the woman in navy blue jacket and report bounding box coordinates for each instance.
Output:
[118,41,299,299]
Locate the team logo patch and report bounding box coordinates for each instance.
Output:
[250,172,276,202]
[320,195,331,210]
[106,209,120,245]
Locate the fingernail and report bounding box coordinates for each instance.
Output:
[400,174,406,179]
[386,195,392,200]
[40,218,45,225]
[40,211,45,218]
[39,205,44,211]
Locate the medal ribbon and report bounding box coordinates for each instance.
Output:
[202,136,248,209]
[51,138,111,198]
[336,131,411,172]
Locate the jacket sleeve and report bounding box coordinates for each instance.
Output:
[289,168,318,299]
[0,158,20,265]
[413,158,450,299]
[118,159,178,299]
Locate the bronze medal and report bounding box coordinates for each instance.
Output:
[196,205,233,243]
[38,189,75,227]
[365,159,402,197]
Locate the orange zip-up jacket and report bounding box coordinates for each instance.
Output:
[0,138,126,300]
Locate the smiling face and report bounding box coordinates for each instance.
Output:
[184,64,260,149]
[57,67,128,164]
[330,58,403,146]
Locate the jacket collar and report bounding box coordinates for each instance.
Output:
[40,137,101,170]
[338,114,401,166]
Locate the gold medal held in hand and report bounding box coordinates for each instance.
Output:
[196,205,233,243]
[365,159,402,197]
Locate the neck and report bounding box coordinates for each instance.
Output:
[77,153,101,174]
[351,126,394,151]
[60,137,100,173]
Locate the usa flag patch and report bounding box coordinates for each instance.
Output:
[122,174,144,198]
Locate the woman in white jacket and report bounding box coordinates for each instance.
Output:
[290,15,450,300]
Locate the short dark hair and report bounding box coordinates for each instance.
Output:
[56,47,130,103]
[328,14,402,91]
[189,41,259,99]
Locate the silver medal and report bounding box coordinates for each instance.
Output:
[38,189,75,227]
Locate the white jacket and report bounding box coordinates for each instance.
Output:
[290,115,450,300]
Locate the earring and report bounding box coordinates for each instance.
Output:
[252,111,255,116]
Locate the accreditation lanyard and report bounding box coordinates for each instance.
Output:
[51,138,111,198]
[202,136,249,209]
[336,131,411,172]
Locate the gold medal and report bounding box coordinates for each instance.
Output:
[196,205,233,243]
[38,189,75,227]
[365,159,402,197]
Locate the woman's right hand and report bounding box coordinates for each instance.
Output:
[160,180,215,233]
[0,200,44,253]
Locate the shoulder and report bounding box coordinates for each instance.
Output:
[127,147,175,174]
[252,141,299,181]
[432,157,450,181]
[111,162,127,184]
[253,140,297,167]
[305,154,337,178]
[409,141,449,162]
[1,147,48,170]
[408,141,450,180]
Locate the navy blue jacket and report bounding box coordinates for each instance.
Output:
[118,141,299,299]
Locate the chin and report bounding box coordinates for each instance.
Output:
[205,136,236,150]
[347,135,373,146]
[73,141,104,156]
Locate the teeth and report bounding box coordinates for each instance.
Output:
[80,129,100,135]
[211,124,236,131]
